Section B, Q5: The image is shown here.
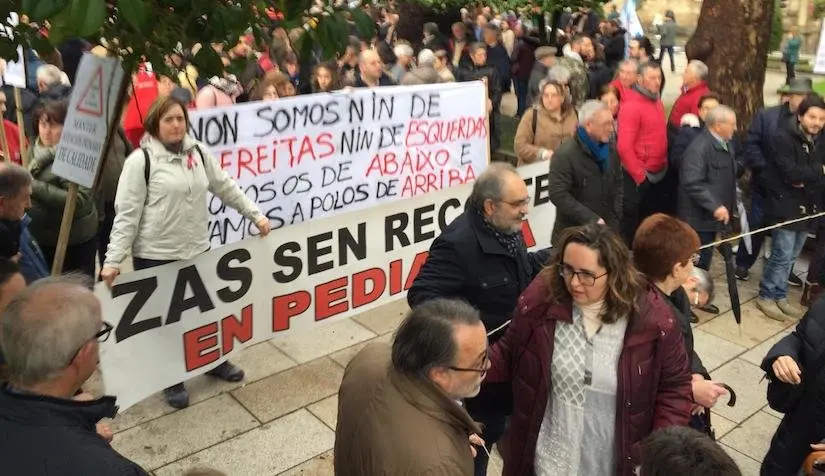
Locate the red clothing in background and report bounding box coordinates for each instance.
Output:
[2,119,26,165]
[617,87,668,185]
[668,81,710,128]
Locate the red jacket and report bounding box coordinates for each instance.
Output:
[487,275,692,476]
[2,120,26,165]
[668,81,710,128]
[609,79,630,101]
[617,87,668,185]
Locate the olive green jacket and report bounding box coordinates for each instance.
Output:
[26,140,98,247]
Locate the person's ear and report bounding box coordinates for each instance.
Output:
[483,198,496,216]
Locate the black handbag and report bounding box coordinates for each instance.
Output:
[767,347,825,414]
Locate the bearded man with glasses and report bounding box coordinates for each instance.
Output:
[0,275,148,475]
[408,162,550,476]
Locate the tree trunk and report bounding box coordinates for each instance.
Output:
[685,0,774,131]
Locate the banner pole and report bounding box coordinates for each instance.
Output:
[51,183,78,275]
[14,87,26,164]
[0,116,9,162]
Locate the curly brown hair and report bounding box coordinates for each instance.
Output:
[540,224,645,324]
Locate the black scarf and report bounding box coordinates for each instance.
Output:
[477,210,525,257]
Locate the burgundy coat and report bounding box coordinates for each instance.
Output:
[487,275,692,476]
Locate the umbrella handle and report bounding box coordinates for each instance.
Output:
[718,383,737,407]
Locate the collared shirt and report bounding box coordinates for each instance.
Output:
[709,130,730,151]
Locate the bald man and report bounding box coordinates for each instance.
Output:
[354,49,396,87]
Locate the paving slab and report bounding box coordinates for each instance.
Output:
[328,333,393,369]
[270,319,376,364]
[278,449,335,476]
[231,357,343,423]
[112,394,259,471]
[721,410,781,463]
[740,328,793,367]
[710,411,739,439]
[721,443,763,476]
[692,329,747,373]
[352,298,409,335]
[155,410,334,476]
[308,395,338,431]
[109,341,296,433]
[697,301,795,349]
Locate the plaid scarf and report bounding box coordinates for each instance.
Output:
[478,210,525,257]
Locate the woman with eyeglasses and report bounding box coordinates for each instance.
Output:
[486,223,692,476]
[632,214,729,438]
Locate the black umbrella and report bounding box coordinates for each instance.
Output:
[718,237,742,326]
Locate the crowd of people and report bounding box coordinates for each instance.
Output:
[1,1,825,475]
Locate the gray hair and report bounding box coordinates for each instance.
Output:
[0,163,32,199]
[690,267,715,304]
[469,42,487,55]
[705,105,736,127]
[687,60,709,81]
[392,298,481,380]
[547,64,571,84]
[417,49,436,67]
[465,162,518,212]
[578,100,609,124]
[36,64,67,88]
[1,274,99,386]
[638,61,661,76]
[619,59,639,71]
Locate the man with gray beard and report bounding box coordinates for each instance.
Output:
[408,162,550,476]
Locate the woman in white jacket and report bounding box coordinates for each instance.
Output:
[100,95,270,409]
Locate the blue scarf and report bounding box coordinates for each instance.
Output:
[577,127,610,172]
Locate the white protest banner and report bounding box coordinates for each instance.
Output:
[0,13,26,88]
[814,19,825,75]
[188,82,489,247]
[52,53,126,188]
[97,162,554,410]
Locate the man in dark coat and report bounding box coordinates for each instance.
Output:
[408,162,550,476]
[762,297,825,474]
[510,26,540,116]
[0,276,149,475]
[526,46,556,108]
[481,24,511,96]
[678,105,739,271]
[0,163,49,283]
[548,100,623,245]
[457,43,503,152]
[757,95,825,322]
[736,79,811,283]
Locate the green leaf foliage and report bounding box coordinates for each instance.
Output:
[4,0,375,78]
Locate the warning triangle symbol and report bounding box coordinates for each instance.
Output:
[76,66,104,117]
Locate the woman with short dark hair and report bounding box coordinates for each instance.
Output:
[101,95,270,409]
[632,213,729,435]
[26,100,98,277]
[487,223,692,476]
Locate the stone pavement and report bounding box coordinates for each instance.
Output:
[100,54,805,475]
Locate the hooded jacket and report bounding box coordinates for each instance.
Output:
[104,135,263,267]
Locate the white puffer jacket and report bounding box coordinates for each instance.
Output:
[104,134,262,267]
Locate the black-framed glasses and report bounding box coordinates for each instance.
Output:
[66,321,113,367]
[499,196,531,208]
[449,352,490,375]
[558,265,607,287]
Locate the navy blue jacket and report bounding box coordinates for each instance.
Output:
[744,103,795,192]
